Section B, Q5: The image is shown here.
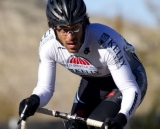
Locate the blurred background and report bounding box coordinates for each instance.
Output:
[0,0,160,129]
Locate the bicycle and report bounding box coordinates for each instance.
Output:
[18,107,107,129]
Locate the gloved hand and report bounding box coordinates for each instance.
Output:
[19,94,40,120]
[102,117,123,129]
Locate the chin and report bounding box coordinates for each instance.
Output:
[67,49,78,53]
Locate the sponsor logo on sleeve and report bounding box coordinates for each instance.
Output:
[98,33,110,46]
[39,29,54,53]
[98,33,126,68]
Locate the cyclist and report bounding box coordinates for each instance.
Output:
[19,0,147,129]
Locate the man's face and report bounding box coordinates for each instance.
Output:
[55,22,83,53]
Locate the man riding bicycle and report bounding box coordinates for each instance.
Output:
[19,0,147,129]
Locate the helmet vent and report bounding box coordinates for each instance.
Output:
[46,0,87,26]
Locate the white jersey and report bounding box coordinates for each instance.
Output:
[32,23,141,121]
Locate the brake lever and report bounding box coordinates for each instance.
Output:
[17,99,31,125]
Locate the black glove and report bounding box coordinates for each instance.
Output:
[19,94,40,120]
[102,118,123,129]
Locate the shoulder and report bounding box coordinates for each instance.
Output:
[85,23,126,46]
[39,29,56,48]
[86,23,123,40]
[86,23,117,34]
[38,29,62,59]
[39,29,60,53]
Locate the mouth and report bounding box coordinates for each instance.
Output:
[67,42,77,49]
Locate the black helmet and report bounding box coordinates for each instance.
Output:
[46,0,87,27]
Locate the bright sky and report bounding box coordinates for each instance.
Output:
[84,0,158,28]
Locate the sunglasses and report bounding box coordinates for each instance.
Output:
[54,22,82,36]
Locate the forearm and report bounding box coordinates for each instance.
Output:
[32,84,54,107]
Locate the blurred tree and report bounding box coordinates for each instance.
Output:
[113,1,124,34]
[145,0,160,27]
[114,14,124,34]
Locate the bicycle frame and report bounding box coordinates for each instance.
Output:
[20,107,107,129]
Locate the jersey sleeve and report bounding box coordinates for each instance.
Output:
[110,63,141,120]
[32,40,56,107]
[106,35,141,121]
